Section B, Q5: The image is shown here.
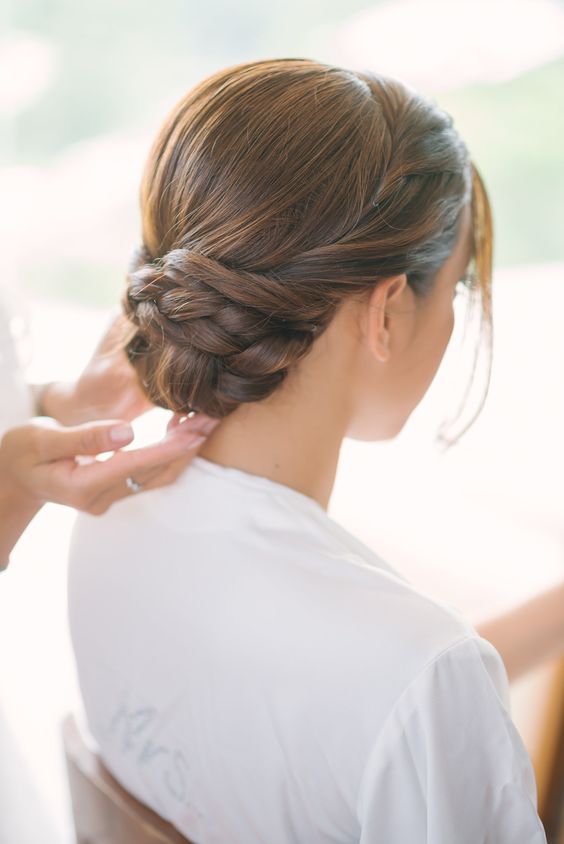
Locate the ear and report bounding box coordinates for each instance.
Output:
[366,274,408,363]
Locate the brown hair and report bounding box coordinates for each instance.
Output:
[123,57,493,438]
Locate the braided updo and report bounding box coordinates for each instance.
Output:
[124,245,328,417]
[123,58,492,421]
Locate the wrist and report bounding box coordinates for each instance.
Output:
[1,472,44,514]
[0,480,43,571]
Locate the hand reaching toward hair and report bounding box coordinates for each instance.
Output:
[0,413,219,570]
[36,313,152,426]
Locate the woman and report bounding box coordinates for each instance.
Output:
[68,59,553,842]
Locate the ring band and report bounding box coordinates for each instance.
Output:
[125,476,143,494]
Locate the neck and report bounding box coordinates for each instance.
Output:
[196,370,351,512]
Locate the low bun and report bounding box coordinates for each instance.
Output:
[123,245,326,418]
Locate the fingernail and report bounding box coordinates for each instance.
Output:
[173,417,218,436]
[109,424,134,444]
[177,412,204,427]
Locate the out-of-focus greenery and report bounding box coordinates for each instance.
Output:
[439,55,564,268]
[24,260,124,305]
[12,0,371,160]
[9,0,564,306]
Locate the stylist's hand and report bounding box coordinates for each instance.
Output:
[0,413,218,517]
[38,314,151,425]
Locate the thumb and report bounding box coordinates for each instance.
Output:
[41,420,134,461]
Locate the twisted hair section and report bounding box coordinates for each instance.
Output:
[122,58,493,428]
[123,244,330,416]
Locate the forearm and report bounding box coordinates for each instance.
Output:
[0,482,42,570]
[476,580,564,683]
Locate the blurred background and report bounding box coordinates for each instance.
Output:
[1,0,564,840]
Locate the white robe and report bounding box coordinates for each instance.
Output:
[68,454,547,843]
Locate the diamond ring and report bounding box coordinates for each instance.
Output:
[125,476,143,494]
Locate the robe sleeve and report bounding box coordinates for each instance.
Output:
[357,635,548,843]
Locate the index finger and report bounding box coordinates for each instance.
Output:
[72,427,207,489]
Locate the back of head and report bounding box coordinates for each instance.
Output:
[123,58,492,422]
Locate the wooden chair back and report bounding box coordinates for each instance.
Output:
[534,658,564,841]
[62,713,193,843]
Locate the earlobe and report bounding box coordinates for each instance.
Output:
[373,329,390,363]
[366,273,407,364]
[367,310,391,364]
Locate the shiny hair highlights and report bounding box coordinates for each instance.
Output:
[122,58,493,440]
